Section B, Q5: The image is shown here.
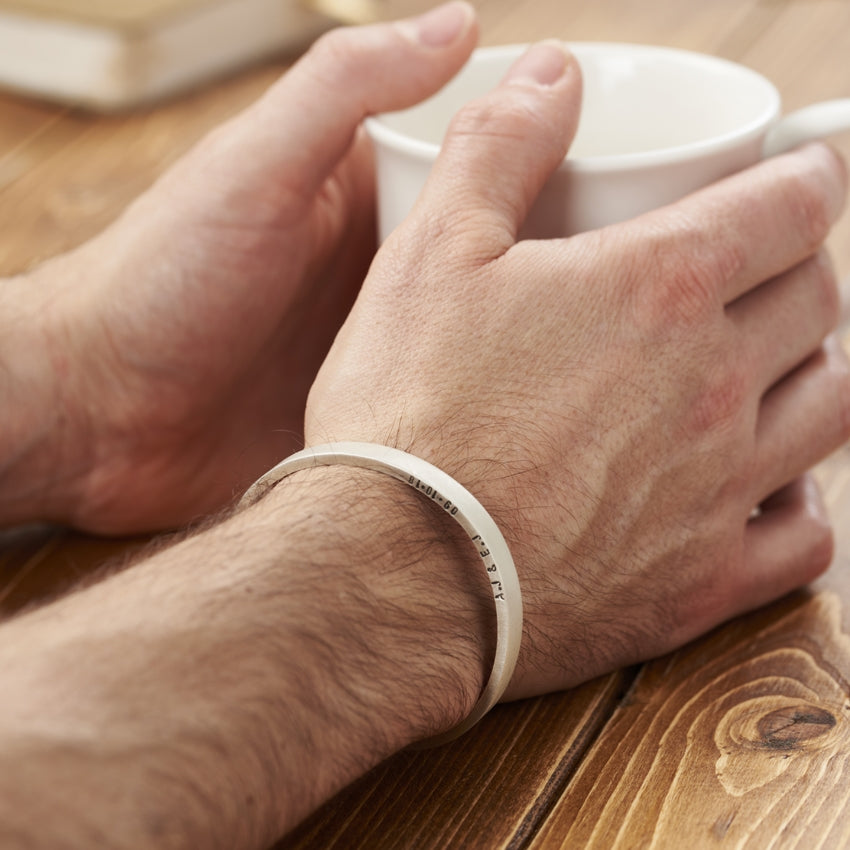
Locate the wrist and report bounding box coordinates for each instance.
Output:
[0,269,93,526]
[255,463,496,751]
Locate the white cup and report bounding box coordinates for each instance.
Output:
[366,43,850,240]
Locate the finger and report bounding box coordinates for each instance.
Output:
[737,475,834,615]
[206,2,478,205]
[637,143,847,308]
[727,249,840,391]
[753,336,850,499]
[409,41,582,255]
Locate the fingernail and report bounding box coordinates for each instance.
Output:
[403,1,473,48]
[506,41,571,86]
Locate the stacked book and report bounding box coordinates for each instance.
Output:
[0,0,335,110]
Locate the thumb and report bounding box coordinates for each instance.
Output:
[410,41,582,254]
[207,2,478,207]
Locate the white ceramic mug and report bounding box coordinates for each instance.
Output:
[366,43,850,240]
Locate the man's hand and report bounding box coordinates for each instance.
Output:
[306,41,850,697]
[1,2,477,533]
[1,34,849,850]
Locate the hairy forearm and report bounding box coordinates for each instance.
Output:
[0,465,492,849]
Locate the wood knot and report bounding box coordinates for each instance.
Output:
[756,706,836,750]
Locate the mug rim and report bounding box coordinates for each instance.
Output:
[365,42,783,173]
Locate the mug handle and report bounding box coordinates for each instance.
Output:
[763,98,850,157]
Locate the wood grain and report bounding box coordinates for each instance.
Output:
[0,0,849,847]
[477,0,762,50]
[528,592,850,848]
[0,526,148,615]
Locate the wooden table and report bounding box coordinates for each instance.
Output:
[2,0,850,846]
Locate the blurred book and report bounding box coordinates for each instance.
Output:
[0,0,335,110]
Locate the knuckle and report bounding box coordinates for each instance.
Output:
[400,199,510,267]
[832,349,850,443]
[709,235,748,291]
[831,146,850,208]
[667,587,723,646]
[660,256,723,320]
[807,249,841,329]
[776,158,835,251]
[630,212,740,323]
[688,364,749,436]
[804,515,835,580]
[660,547,742,649]
[306,27,370,84]
[380,212,448,281]
[806,143,848,216]
[446,88,548,149]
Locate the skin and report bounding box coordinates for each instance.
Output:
[0,468,491,848]
[0,2,480,533]
[0,3,849,847]
[307,39,850,695]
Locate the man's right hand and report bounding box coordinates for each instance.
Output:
[306,41,850,699]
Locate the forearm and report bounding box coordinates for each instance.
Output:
[0,465,492,849]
